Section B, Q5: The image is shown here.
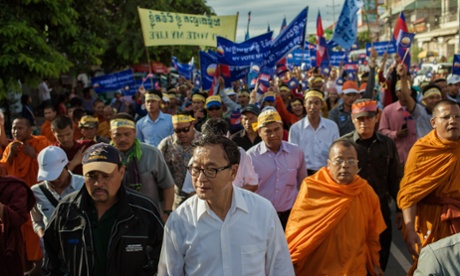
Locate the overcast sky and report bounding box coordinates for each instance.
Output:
[207,0,344,42]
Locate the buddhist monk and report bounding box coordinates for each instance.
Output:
[0,117,51,274]
[286,140,386,276]
[40,105,57,143]
[397,99,460,274]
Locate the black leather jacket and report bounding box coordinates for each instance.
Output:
[43,186,163,276]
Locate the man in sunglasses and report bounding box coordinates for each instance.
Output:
[158,111,202,209]
[158,135,294,275]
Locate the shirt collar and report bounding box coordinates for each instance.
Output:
[259,140,289,154]
[196,186,248,221]
[45,170,78,191]
[147,111,165,123]
[304,117,326,129]
[352,130,384,143]
[394,101,404,111]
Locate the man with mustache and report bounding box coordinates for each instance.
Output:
[43,143,164,275]
[110,113,174,221]
[286,140,386,275]
[339,99,402,271]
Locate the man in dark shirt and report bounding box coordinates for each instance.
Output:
[230,104,262,151]
[51,115,95,175]
[339,99,402,271]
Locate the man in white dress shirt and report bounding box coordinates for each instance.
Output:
[289,89,340,175]
[158,135,294,276]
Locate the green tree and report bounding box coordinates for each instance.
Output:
[0,0,105,97]
[356,31,370,49]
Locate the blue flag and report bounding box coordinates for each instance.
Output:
[396,31,415,69]
[330,0,363,50]
[224,67,250,88]
[171,57,193,80]
[199,51,217,91]
[453,55,460,75]
[366,41,396,56]
[263,7,308,68]
[217,32,273,66]
[92,69,135,94]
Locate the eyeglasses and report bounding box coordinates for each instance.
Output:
[187,164,232,178]
[174,123,193,134]
[207,107,221,111]
[329,159,358,166]
[436,115,460,121]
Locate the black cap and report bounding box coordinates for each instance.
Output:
[241,104,261,116]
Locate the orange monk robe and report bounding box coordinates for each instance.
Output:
[0,135,51,261]
[286,167,386,275]
[397,130,460,257]
[73,121,83,140]
[40,120,56,143]
[97,120,111,139]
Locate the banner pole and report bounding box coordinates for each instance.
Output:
[145,46,154,88]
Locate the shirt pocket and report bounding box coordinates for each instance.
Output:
[241,243,266,276]
[117,235,150,274]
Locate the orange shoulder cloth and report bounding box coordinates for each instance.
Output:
[285,167,368,267]
[397,130,460,210]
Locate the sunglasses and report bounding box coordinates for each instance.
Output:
[174,123,193,134]
[207,106,221,111]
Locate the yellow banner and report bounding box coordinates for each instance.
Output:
[138,8,238,47]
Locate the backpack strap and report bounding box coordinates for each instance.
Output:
[38,183,59,208]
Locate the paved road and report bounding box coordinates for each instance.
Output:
[385,201,413,275]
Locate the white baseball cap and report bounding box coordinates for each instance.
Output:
[447,74,460,85]
[37,146,69,181]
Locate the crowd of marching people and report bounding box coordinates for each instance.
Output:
[2,47,460,275]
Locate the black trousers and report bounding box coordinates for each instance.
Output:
[277,209,291,230]
[379,219,392,271]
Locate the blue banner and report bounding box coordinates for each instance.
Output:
[263,7,308,68]
[91,69,135,94]
[199,51,216,91]
[171,57,193,80]
[330,0,363,50]
[366,41,396,56]
[287,47,310,66]
[216,32,273,66]
[127,78,155,96]
[396,31,415,69]
[330,51,346,67]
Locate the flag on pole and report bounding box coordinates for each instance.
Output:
[396,31,415,69]
[393,12,408,42]
[280,16,287,32]
[245,12,251,41]
[329,0,363,50]
[267,23,271,33]
[316,11,329,67]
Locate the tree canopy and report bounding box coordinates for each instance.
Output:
[0,0,214,98]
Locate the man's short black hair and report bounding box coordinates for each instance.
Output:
[72,108,86,122]
[328,140,358,158]
[51,115,73,131]
[202,118,229,136]
[193,135,240,165]
[146,89,163,99]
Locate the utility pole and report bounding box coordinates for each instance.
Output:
[326,0,340,28]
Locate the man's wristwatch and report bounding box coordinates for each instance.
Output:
[164,210,173,215]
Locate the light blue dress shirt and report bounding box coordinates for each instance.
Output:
[136,112,174,147]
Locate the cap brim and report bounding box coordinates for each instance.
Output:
[37,167,63,182]
[80,123,97,128]
[206,102,221,109]
[353,111,376,118]
[83,162,118,176]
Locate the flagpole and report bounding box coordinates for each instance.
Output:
[363,4,374,48]
[144,46,154,89]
